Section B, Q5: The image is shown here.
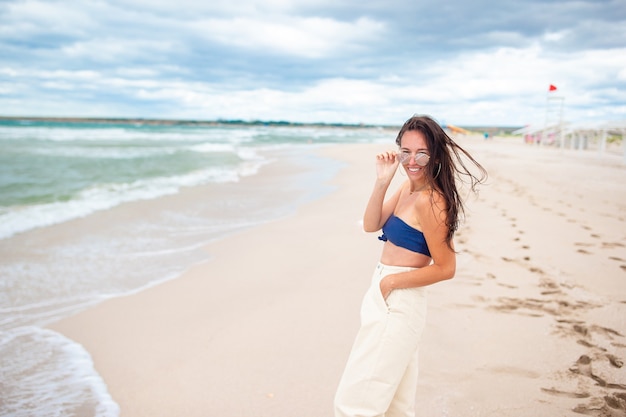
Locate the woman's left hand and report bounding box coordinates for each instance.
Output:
[379,275,394,300]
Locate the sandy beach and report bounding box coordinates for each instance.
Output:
[48,136,626,417]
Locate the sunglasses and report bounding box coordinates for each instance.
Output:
[397,151,430,167]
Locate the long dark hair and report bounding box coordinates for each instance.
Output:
[395,115,487,248]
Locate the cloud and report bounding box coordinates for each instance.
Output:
[192,16,385,59]
[0,0,624,125]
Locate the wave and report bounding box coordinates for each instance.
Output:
[0,326,119,417]
[0,160,267,240]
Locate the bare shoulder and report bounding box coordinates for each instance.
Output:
[416,189,447,225]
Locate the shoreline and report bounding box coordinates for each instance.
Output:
[47,137,626,416]
[1,145,341,327]
[0,144,344,417]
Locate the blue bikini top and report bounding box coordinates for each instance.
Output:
[378,214,431,257]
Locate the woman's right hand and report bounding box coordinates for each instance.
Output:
[363,151,400,232]
[375,151,399,182]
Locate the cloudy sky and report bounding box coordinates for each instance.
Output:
[1,0,625,126]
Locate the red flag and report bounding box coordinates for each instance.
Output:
[549,84,557,91]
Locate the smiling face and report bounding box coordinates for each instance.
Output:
[398,130,430,180]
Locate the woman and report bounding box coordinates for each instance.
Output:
[334,115,487,417]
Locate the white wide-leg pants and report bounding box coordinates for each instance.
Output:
[334,263,427,417]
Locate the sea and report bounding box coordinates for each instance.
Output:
[0,119,391,416]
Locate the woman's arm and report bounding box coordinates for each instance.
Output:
[363,151,402,232]
[379,192,456,296]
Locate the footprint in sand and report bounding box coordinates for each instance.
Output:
[544,355,626,416]
[497,282,517,289]
[555,320,620,342]
[539,278,559,289]
[541,387,589,399]
[567,356,626,416]
[576,242,595,247]
[575,243,595,254]
[607,354,624,369]
[570,355,598,380]
[572,393,626,417]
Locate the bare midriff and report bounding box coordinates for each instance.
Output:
[379,240,432,268]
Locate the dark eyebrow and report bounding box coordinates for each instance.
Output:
[400,147,429,153]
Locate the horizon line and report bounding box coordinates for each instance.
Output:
[0,115,525,131]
